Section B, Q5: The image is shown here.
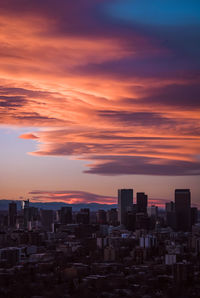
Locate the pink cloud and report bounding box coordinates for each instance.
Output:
[28,190,170,208]
[29,190,116,204]
[0,0,199,177]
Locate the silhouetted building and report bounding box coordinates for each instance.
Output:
[21,199,29,210]
[40,209,54,231]
[118,189,133,225]
[173,262,194,284]
[136,192,148,213]
[166,201,176,229]
[175,189,191,231]
[97,209,107,224]
[60,207,72,224]
[135,213,149,230]
[147,205,158,218]
[28,207,39,221]
[191,207,198,226]
[126,211,136,231]
[107,208,118,226]
[0,247,20,267]
[76,208,90,224]
[166,201,175,213]
[22,199,30,228]
[8,201,17,227]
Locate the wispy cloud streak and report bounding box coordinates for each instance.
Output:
[0,0,199,176]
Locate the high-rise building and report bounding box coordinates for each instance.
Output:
[165,201,176,229]
[175,189,191,231]
[8,201,17,227]
[97,209,107,224]
[166,201,175,213]
[191,207,198,226]
[21,199,29,210]
[22,199,30,228]
[107,208,118,226]
[118,189,133,225]
[40,209,54,231]
[147,205,158,218]
[136,192,148,213]
[60,207,72,224]
[76,208,90,224]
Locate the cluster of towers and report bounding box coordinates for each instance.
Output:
[118,188,196,232]
[7,188,197,232]
[166,189,197,231]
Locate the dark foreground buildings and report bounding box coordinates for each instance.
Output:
[0,188,199,298]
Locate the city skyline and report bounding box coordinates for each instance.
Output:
[0,0,200,206]
[1,187,199,210]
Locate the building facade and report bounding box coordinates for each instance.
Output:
[118,189,133,225]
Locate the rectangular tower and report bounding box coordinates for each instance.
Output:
[136,192,148,213]
[60,207,72,224]
[118,189,133,225]
[8,201,17,227]
[175,189,191,231]
[165,201,176,230]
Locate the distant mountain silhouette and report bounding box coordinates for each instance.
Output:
[0,200,117,211]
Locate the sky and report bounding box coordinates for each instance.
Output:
[0,0,200,207]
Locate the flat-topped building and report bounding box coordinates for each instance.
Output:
[175,189,191,232]
[118,189,133,225]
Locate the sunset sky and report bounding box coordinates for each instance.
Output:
[0,0,200,207]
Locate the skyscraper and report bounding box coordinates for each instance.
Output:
[97,209,107,224]
[147,205,158,217]
[40,209,54,231]
[136,192,148,213]
[107,208,118,226]
[166,201,175,213]
[165,201,176,230]
[76,208,90,224]
[8,201,17,227]
[191,207,198,226]
[22,199,30,228]
[175,189,191,231]
[118,189,133,225]
[60,207,72,224]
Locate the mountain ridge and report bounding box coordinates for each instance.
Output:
[0,200,117,211]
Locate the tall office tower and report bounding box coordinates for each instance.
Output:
[97,209,107,224]
[107,208,118,226]
[147,205,158,217]
[76,208,90,224]
[8,201,17,227]
[191,207,198,226]
[28,207,39,221]
[118,189,133,225]
[165,201,176,230]
[21,199,29,210]
[60,207,72,224]
[136,192,148,213]
[22,199,30,228]
[40,209,54,231]
[175,189,191,232]
[166,201,175,213]
[81,208,90,224]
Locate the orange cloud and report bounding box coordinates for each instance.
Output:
[29,190,116,205]
[28,190,170,208]
[0,0,199,177]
